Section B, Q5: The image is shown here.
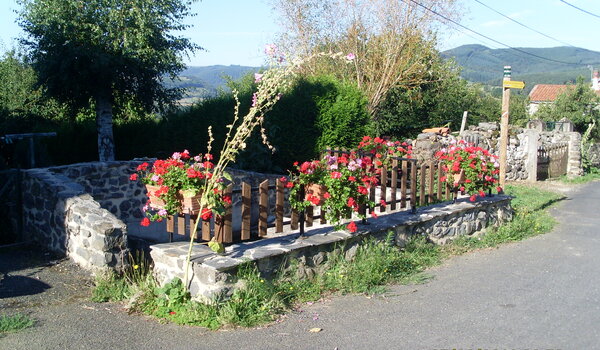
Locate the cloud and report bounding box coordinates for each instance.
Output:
[481,20,506,27]
[508,10,532,19]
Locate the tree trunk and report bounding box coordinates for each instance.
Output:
[95,91,116,161]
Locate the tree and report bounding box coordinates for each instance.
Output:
[534,76,600,138]
[17,0,199,161]
[270,0,460,116]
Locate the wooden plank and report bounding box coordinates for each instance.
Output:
[380,165,387,212]
[189,216,198,240]
[291,210,299,230]
[401,160,408,208]
[276,178,284,233]
[177,215,186,236]
[436,163,443,201]
[390,158,398,211]
[166,215,175,233]
[259,180,268,237]
[214,215,224,243]
[202,216,211,241]
[306,206,314,227]
[428,161,435,204]
[241,182,251,240]
[419,164,426,206]
[320,207,327,224]
[222,184,233,243]
[410,161,417,210]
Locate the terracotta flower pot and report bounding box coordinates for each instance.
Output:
[306,183,327,205]
[452,169,466,184]
[145,184,202,215]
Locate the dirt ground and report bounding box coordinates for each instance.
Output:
[0,244,94,314]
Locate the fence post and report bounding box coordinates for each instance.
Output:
[524,129,539,183]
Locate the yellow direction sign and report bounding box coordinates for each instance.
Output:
[503,80,525,89]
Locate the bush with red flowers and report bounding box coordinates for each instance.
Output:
[356,136,412,169]
[288,151,377,231]
[435,140,501,201]
[131,150,230,224]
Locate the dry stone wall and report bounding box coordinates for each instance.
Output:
[151,195,513,301]
[413,122,582,181]
[22,165,130,271]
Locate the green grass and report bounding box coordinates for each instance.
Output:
[558,168,600,184]
[92,183,563,330]
[0,314,35,335]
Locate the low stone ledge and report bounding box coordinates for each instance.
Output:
[150,195,513,301]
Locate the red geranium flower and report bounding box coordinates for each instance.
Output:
[201,208,213,221]
[347,221,357,233]
[140,218,151,227]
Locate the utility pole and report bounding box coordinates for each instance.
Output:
[499,66,511,188]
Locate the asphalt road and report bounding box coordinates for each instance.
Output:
[1,182,600,350]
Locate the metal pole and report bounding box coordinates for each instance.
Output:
[499,66,511,188]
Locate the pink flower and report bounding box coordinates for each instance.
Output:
[252,92,258,107]
[158,209,168,216]
[469,195,476,202]
[254,73,263,83]
[129,173,138,181]
[264,44,278,57]
[345,53,356,61]
[331,171,342,179]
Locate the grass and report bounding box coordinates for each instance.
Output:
[558,168,600,184]
[0,314,35,335]
[92,183,564,330]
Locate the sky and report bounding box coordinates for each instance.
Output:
[1,0,600,67]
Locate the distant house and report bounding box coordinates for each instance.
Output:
[528,71,600,115]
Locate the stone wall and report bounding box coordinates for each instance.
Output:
[151,195,513,301]
[413,122,583,181]
[20,161,290,271]
[22,167,129,271]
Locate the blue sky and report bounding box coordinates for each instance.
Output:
[1,0,599,67]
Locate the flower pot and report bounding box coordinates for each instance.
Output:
[452,170,465,184]
[306,183,327,205]
[145,184,202,215]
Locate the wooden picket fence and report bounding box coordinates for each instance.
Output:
[164,154,457,244]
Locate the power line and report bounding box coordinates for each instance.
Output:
[405,0,581,66]
[474,0,575,47]
[559,0,600,19]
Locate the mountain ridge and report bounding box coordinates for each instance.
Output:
[442,45,600,91]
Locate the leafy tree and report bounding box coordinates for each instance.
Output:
[270,0,460,116]
[534,76,600,138]
[374,59,496,138]
[17,0,199,161]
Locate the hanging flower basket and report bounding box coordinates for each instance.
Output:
[145,184,202,215]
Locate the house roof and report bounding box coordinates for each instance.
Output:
[528,84,572,103]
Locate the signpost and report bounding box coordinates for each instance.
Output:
[499,66,524,188]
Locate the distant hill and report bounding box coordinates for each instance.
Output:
[442,45,600,92]
[169,65,260,104]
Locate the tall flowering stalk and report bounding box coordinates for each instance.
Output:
[182,46,354,288]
